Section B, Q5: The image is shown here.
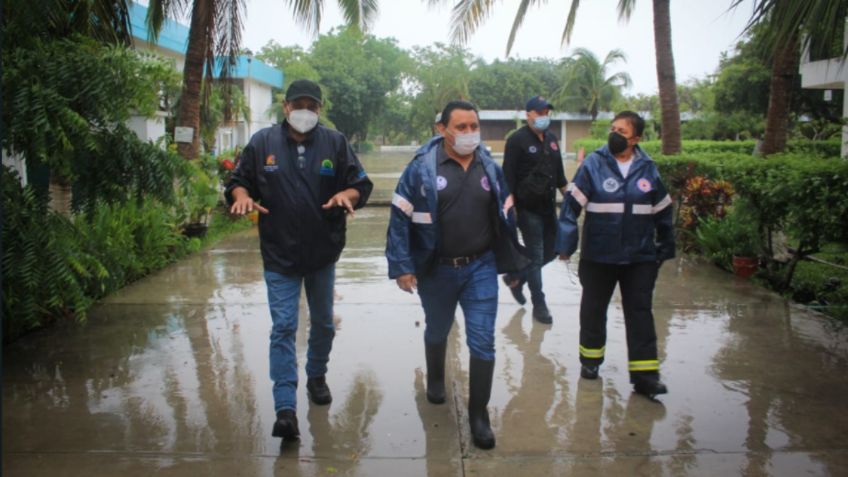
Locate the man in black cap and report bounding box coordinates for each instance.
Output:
[502,96,568,324]
[226,79,373,442]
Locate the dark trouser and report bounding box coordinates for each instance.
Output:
[577,259,660,377]
[516,208,556,306]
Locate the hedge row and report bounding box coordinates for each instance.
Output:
[573,139,843,158]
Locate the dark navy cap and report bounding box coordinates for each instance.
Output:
[285,79,323,104]
[525,96,553,112]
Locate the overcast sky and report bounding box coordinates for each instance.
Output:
[242,0,757,95]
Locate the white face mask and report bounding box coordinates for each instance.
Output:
[450,131,481,156]
[287,109,319,133]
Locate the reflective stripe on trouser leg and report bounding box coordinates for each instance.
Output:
[579,345,606,360]
[619,261,660,376]
[578,260,619,365]
[629,360,659,372]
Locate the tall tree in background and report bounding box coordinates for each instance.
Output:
[557,48,631,120]
[438,0,683,154]
[146,0,378,159]
[730,0,848,155]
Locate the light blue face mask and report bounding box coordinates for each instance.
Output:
[533,115,551,130]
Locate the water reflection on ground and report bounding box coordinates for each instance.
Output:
[4,203,848,476]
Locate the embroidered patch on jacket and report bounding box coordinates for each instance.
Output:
[436,175,448,190]
[603,178,620,193]
[637,178,652,192]
[529,145,538,153]
[550,141,559,151]
[320,159,334,176]
[263,154,278,172]
[480,176,491,191]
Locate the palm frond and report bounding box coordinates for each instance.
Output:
[560,0,582,46]
[616,0,636,22]
[338,0,379,32]
[284,0,323,34]
[448,0,498,46]
[506,0,533,56]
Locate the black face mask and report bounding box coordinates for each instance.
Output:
[608,131,629,155]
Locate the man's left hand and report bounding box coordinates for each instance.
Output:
[322,189,360,217]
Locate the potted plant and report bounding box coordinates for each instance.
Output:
[694,201,761,278]
[179,161,220,238]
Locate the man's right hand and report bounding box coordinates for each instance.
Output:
[229,187,269,215]
[396,274,417,294]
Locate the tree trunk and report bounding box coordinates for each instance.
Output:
[48,173,72,217]
[652,0,681,155]
[761,34,799,156]
[176,0,210,160]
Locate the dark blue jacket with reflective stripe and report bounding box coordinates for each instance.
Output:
[554,144,675,264]
[385,136,529,279]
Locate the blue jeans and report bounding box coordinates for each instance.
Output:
[264,264,336,412]
[517,209,555,306]
[417,251,498,360]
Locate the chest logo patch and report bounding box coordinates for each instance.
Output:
[529,145,538,153]
[263,154,278,172]
[480,176,491,191]
[320,159,334,176]
[436,175,448,190]
[603,178,620,193]
[550,141,559,151]
[637,178,652,193]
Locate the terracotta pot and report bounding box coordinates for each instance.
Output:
[732,256,758,278]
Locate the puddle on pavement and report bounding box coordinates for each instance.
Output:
[5,204,848,476]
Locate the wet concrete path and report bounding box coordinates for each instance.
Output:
[4,208,848,476]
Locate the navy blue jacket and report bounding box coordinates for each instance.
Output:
[225,122,373,275]
[385,137,529,279]
[555,144,675,264]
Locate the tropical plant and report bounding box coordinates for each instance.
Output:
[556,48,631,120]
[436,0,683,155]
[146,0,379,159]
[408,43,475,140]
[729,0,848,155]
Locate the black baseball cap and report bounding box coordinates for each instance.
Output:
[285,79,323,104]
[526,95,553,112]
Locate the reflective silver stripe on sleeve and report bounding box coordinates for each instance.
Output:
[585,202,625,213]
[652,194,673,214]
[412,212,432,224]
[392,192,413,217]
[632,204,653,215]
[568,183,588,207]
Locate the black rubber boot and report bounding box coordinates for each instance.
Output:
[580,364,599,380]
[532,301,552,324]
[306,376,333,405]
[468,357,496,450]
[425,341,447,404]
[632,373,668,398]
[272,409,300,440]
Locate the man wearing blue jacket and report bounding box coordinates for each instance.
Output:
[556,110,674,398]
[227,79,373,441]
[386,100,527,449]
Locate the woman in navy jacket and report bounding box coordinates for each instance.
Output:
[555,111,674,398]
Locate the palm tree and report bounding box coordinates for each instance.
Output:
[146,0,378,159]
[557,48,632,121]
[437,0,683,154]
[730,0,848,155]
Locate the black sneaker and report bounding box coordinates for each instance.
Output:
[532,303,552,324]
[272,409,300,440]
[306,376,332,405]
[632,374,668,398]
[502,275,526,305]
[580,364,599,380]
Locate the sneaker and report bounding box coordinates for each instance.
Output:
[306,376,332,405]
[532,303,552,324]
[272,409,300,440]
[502,274,526,305]
[580,364,599,380]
